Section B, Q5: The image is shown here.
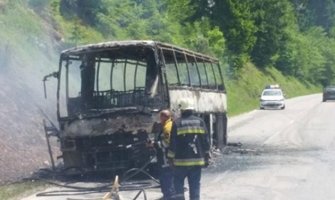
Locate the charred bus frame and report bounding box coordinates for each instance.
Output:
[44,40,227,174]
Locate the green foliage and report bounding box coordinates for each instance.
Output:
[59,0,105,26]
[315,31,335,86]
[0,1,43,37]
[277,26,335,86]
[207,27,225,57]
[211,0,257,68]
[69,20,82,45]
[0,0,324,121]
[6,0,335,88]
[28,0,51,9]
[47,0,327,104]
[227,64,319,116]
[250,0,296,68]
[293,0,335,33]
[50,0,104,45]
[0,181,48,200]
[182,19,225,57]
[95,0,155,38]
[166,0,195,21]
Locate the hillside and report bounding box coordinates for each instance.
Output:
[0,1,60,184]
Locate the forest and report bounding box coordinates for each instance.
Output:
[26,0,335,86]
[0,0,332,115]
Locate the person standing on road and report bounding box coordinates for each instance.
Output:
[152,109,176,200]
[167,102,210,200]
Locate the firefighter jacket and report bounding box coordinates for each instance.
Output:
[155,118,173,168]
[167,115,210,167]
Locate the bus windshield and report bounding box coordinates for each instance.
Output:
[58,45,163,118]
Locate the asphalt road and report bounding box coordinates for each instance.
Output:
[22,93,335,200]
[202,93,335,200]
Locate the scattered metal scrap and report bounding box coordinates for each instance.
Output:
[222,142,262,155]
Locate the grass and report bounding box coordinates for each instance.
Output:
[0,1,56,72]
[0,181,48,200]
[50,0,104,46]
[226,63,321,116]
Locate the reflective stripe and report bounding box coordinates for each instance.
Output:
[181,119,201,126]
[177,128,205,135]
[167,150,175,158]
[178,126,205,132]
[174,158,205,166]
[177,118,205,135]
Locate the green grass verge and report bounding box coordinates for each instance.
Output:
[226,63,321,116]
[0,181,48,200]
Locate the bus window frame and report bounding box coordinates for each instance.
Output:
[110,60,115,91]
[210,62,217,89]
[172,49,181,85]
[191,53,202,87]
[95,57,101,92]
[158,48,171,107]
[159,46,223,91]
[182,52,191,86]
[201,62,210,87]
[123,59,127,91]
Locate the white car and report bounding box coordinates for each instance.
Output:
[260,88,285,110]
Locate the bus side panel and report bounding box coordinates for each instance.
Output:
[168,89,228,148]
[168,89,227,113]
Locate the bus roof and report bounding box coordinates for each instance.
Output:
[61,40,219,63]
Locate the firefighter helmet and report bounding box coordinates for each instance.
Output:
[178,100,195,111]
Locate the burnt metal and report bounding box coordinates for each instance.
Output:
[44,40,228,174]
[60,130,150,172]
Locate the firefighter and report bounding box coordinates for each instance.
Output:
[167,102,210,200]
[152,109,176,200]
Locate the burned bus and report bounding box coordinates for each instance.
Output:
[43,40,227,173]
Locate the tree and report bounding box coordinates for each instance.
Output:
[293,0,335,33]
[210,0,257,69]
[277,27,327,83]
[182,19,225,57]
[188,0,210,20]
[250,0,297,68]
[60,0,105,25]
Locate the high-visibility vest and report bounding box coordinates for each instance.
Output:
[156,118,173,168]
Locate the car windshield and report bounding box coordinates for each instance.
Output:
[263,90,282,96]
[325,86,335,91]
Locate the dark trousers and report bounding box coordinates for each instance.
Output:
[159,166,175,200]
[174,166,202,200]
